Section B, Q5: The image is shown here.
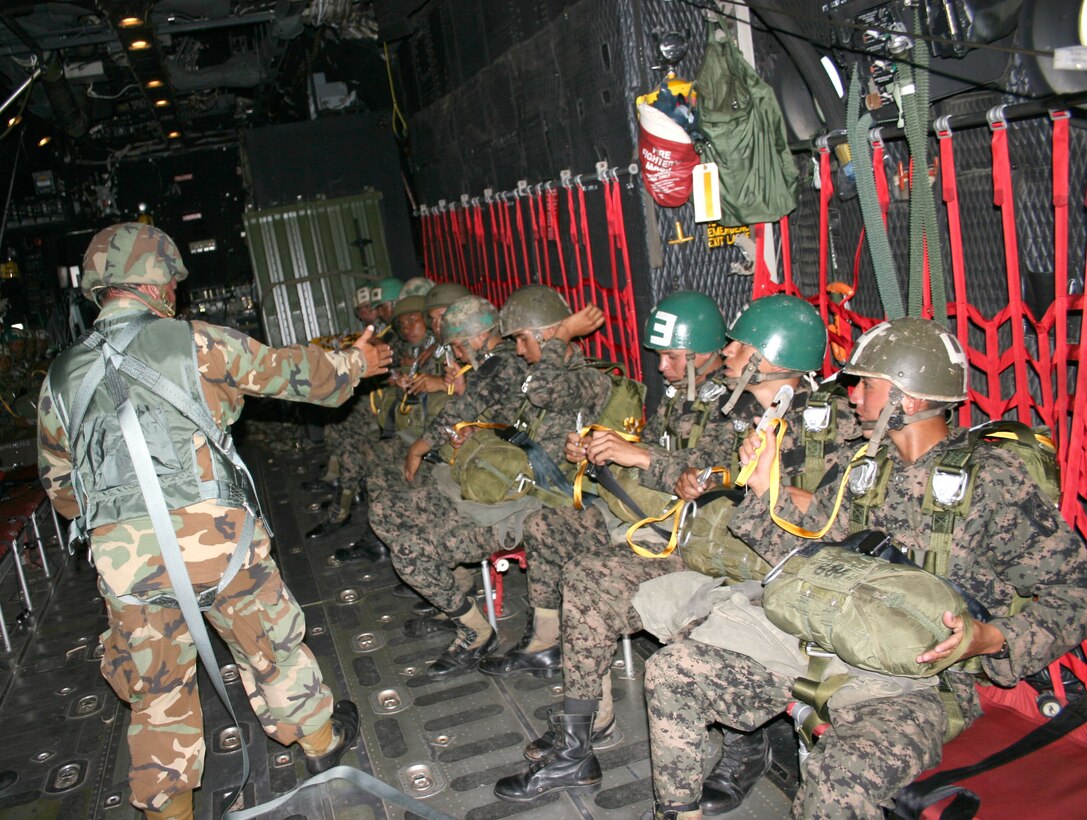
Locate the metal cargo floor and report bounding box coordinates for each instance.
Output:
[0,435,796,819]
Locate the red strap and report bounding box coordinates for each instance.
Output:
[780,215,794,292]
[1051,111,1071,458]
[817,145,833,330]
[938,127,973,426]
[513,194,532,287]
[565,184,586,312]
[990,121,1033,422]
[577,182,602,359]
[871,138,891,225]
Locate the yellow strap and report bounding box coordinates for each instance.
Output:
[447,363,473,395]
[447,421,509,465]
[398,390,414,415]
[734,427,770,487]
[765,419,869,540]
[369,388,383,416]
[626,497,685,558]
[571,423,643,510]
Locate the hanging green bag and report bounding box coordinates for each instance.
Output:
[694,21,798,227]
[679,491,771,582]
[450,427,532,505]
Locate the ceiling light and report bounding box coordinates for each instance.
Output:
[146,79,164,89]
[168,131,181,139]
[128,39,151,51]
[37,136,51,147]
[154,99,170,108]
[7,115,21,127]
[119,17,142,28]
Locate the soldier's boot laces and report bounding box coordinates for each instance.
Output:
[479,608,562,679]
[522,707,615,764]
[639,801,702,820]
[699,728,771,815]
[493,712,602,802]
[428,602,497,679]
[303,700,360,775]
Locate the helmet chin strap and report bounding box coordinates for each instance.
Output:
[110,284,176,317]
[720,351,762,415]
[680,353,724,401]
[861,387,949,456]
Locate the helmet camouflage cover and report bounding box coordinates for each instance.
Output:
[442,296,498,343]
[728,294,826,371]
[843,317,968,402]
[355,286,371,306]
[81,222,188,304]
[643,291,728,354]
[400,276,434,298]
[498,284,570,337]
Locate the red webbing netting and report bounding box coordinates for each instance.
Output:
[419,176,643,382]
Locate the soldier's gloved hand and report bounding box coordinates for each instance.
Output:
[555,305,605,342]
[674,467,708,501]
[585,429,650,470]
[352,326,393,376]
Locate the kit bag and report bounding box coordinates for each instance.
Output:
[694,21,798,226]
[762,530,973,678]
[680,489,771,582]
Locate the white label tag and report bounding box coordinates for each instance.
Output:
[692,163,721,223]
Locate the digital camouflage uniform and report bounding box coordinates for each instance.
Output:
[38,300,372,812]
[370,337,611,614]
[561,387,841,704]
[645,428,1087,818]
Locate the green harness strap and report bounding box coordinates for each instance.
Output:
[793,387,843,492]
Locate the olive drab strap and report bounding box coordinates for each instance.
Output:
[847,451,895,534]
[920,447,974,578]
[795,387,842,492]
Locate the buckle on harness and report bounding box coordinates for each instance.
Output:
[848,457,879,495]
[932,466,969,507]
[514,473,535,493]
[800,640,835,658]
[803,403,831,433]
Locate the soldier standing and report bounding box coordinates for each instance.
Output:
[36,223,393,820]
[642,317,1087,819]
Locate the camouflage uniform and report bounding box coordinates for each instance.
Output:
[646,428,1087,817]
[38,299,373,812]
[560,388,838,704]
[370,337,611,613]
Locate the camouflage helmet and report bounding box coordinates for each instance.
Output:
[371,277,403,306]
[643,291,727,354]
[442,296,499,344]
[424,282,471,312]
[843,317,968,402]
[391,294,426,321]
[728,294,826,372]
[354,286,371,306]
[400,276,434,298]
[81,222,188,304]
[498,284,570,337]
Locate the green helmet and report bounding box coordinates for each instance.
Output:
[401,276,434,298]
[371,277,403,306]
[424,282,471,312]
[391,294,426,321]
[843,317,968,402]
[442,296,499,344]
[644,291,727,353]
[81,222,188,304]
[728,294,826,371]
[498,284,570,337]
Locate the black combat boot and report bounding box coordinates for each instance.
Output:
[303,700,360,775]
[478,614,561,679]
[493,713,601,802]
[428,601,497,679]
[522,708,615,763]
[305,514,351,539]
[334,528,389,563]
[699,728,771,815]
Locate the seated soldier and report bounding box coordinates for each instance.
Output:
[642,317,1087,820]
[494,293,846,807]
[370,285,614,678]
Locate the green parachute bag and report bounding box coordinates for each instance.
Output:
[679,491,772,582]
[582,360,647,434]
[598,465,675,525]
[694,21,798,227]
[762,531,974,678]
[450,427,532,505]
